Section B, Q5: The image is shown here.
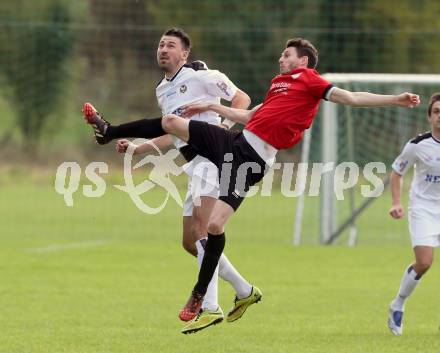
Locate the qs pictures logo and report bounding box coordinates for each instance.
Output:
[55,139,184,214]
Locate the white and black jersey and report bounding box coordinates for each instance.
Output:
[156,64,238,149]
[392,132,440,210]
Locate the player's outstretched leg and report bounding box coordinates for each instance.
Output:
[82,102,167,144]
[181,307,224,334]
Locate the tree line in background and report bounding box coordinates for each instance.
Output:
[0,0,439,148]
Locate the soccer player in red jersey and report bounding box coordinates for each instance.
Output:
[83,37,420,321]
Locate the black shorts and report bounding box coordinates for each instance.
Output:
[179,145,198,162]
[188,120,268,211]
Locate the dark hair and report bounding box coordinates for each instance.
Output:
[285,37,318,69]
[428,92,440,116]
[162,27,191,51]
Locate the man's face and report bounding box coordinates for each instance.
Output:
[278,47,307,74]
[428,101,440,132]
[157,35,188,73]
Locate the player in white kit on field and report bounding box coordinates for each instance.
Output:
[115,28,261,334]
[388,92,440,336]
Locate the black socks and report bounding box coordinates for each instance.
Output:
[106,117,166,141]
[193,233,226,295]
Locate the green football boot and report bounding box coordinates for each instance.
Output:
[226,286,262,322]
[181,307,224,334]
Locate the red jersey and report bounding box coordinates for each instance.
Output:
[245,68,332,149]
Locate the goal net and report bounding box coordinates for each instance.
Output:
[293,74,440,246]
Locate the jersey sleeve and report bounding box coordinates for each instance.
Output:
[391,142,417,175]
[198,69,239,101]
[307,69,333,99]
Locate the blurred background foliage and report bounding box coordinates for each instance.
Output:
[0,0,439,160]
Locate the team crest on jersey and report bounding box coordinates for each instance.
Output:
[180,85,187,93]
[291,73,302,79]
[216,81,230,96]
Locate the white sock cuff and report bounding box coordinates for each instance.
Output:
[407,265,421,281]
[195,237,207,254]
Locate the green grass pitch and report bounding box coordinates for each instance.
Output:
[1,177,439,353]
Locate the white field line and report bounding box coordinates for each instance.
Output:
[24,240,109,254]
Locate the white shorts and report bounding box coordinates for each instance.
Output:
[182,155,219,217]
[409,207,440,248]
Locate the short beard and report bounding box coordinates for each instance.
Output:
[158,62,169,71]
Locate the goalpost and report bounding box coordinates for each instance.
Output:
[293,74,440,246]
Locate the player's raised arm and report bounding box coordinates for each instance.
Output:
[182,102,261,125]
[328,87,420,108]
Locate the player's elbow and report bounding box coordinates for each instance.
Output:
[242,93,251,108]
[162,114,179,133]
[233,90,251,109]
[390,170,403,180]
[342,92,359,106]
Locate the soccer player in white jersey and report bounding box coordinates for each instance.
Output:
[106,28,261,333]
[387,92,440,336]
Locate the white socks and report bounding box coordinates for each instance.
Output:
[218,253,252,299]
[391,265,421,311]
[196,237,253,310]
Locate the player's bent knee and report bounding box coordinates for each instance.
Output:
[207,220,225,235]
[417,260,432,273]
[161,114,179,133]
[191,225,207,241]
[414,258,432,275]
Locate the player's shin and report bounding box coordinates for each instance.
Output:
[193,233,225,295]
[391,265,422,311]
[196,239,220,311]
[106,118,166,140]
